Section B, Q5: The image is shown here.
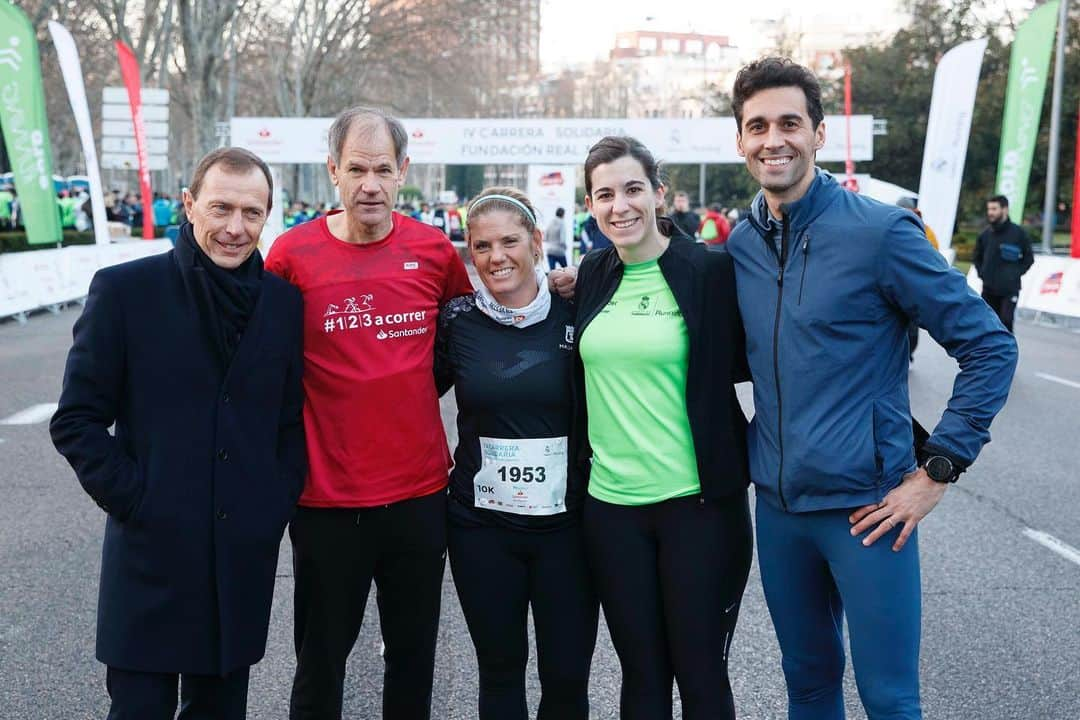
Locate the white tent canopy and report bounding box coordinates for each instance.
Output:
[852,174,917,206]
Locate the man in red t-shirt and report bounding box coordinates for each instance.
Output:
[265,107,473,720]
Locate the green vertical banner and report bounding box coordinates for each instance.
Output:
[995,1,1060,224]
[0,1,61,245]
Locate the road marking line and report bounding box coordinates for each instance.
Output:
[1023,528,1080,567]
[0,403,58,425]
[1035,372,1080,390]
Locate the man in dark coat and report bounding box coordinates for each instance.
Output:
[669,190,700,241]
[50,147,306,719]
[973,194,1035,332]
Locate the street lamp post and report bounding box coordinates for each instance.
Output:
[1041,0,1070,254]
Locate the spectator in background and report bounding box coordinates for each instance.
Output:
[579,213,611,255]
[432,202,450,235]
[669,191,700,241]
[545,207,569,269]
[974,195,1034,333]
[104,191,122,223]
[448,203,465,244]
[122,193,141,228]
[699,203,731,246]
[153,193,174,228]
[574,205,589,251]
[10,190,20,229]
[74,190,92,232]
[0,183,14,229]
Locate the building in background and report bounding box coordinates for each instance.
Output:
[542,30,740,119]
[745,6,904,79]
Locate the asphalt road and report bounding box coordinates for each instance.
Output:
[1,305,1078,719]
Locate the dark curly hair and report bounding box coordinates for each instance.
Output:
[731,57,824,133]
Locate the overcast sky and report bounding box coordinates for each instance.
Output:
[538,0,1038,72]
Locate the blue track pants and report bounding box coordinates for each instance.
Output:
[755,496,923,720]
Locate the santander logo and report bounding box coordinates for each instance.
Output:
[539,171,564,186]
[1040,271,1063,295]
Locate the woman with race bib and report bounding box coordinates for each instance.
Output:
[435,187,598,720]
[572,136,753,720]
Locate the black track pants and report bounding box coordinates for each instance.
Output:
[981,289,1017,332]
[288,491,447,720]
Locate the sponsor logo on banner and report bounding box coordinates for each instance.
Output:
[1040,272,1063,295]
[539,171,564,186]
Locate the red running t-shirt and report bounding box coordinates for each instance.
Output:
[266,211,472,507]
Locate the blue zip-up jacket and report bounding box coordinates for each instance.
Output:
[726,171,1018,512]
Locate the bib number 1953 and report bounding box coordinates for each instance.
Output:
[496,466,546,483]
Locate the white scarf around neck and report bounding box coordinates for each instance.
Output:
[474,266,551,328]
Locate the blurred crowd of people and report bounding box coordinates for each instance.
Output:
[0,177,185,235]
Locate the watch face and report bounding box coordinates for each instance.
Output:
[926,456,953,482]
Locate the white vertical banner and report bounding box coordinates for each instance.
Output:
[526,165,576,262]
[47,21,110,246]
[917,37,987,251]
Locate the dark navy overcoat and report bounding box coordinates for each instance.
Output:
[51,248,306,674]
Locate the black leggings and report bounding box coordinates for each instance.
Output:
[288,491,447,720]
[583,491,753,720]
[448,508,599,720]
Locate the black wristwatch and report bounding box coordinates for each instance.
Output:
[923,455,960,484]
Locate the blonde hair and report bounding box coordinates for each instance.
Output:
[466,186,539,237]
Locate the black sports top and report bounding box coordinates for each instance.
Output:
[435,292,583,530]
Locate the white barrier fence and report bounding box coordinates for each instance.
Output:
[966,255,1080,319]
[5,242,1076,323]
[0,241,173,321]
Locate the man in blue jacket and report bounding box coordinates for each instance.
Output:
[725,58,1017,720]
[51,147,306,719]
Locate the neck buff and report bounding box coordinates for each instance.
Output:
[474,265,551,328]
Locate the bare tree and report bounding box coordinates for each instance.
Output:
[86,0,174,82]
[174,0,242,155]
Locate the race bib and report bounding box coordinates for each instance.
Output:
[474,437,568,516]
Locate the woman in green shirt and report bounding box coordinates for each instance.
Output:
[572,136,753,720]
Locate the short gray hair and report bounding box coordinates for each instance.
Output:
[327,106,408,168]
